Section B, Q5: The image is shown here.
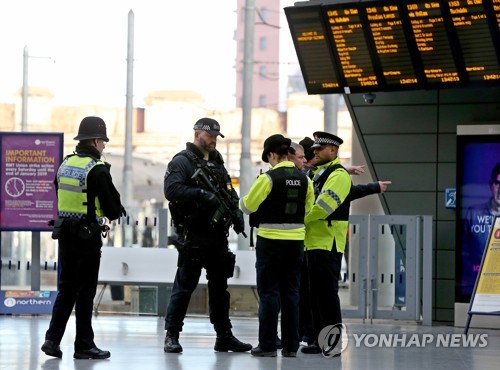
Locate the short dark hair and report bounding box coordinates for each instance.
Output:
[275,144,290,157]
[80,139,96,146]
[491,163,500,182]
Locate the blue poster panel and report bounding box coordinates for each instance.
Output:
[456,134,500,302]
[0,290,56,314]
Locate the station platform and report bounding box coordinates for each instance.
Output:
[0,314,499,370]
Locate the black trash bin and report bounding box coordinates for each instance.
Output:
[110,285,124,301]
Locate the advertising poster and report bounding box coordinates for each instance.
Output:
[0,133,63,231]
[0,290,56,314]
[470,216,500,314]
[456,133,500,302]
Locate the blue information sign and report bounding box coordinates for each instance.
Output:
[445,188,456,209]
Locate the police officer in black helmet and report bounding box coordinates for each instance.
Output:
[41,116,125,360]
[163,118,251,354]
[240,134,314,357]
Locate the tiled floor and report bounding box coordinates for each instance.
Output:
[0,314,499,370]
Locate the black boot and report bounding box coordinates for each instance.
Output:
[301,341,322,354]
[214,330,252,352]
[73,347,110,359]
[164,331,183,353]
[41,340,63,358]
[251,346,277,357]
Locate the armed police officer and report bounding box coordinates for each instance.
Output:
[42,116,125,360]
[163,118,251,354]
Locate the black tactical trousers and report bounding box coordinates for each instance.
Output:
[165,246,233,335]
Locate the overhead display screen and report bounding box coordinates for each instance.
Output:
[449,0,500,83]
[284,0,500,94]
[495,0,500,30]
[406,1,462,86]
[286,6,343,94]
[324,5,379,90]
[364,3,421,89]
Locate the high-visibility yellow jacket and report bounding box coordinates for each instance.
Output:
[240,161,315,240]
[56,155,105,219]
[305,157,351,252]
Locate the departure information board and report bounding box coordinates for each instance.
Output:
[325,5,379,90]
[495,0,500,29]
[286,6,343,94]
[365,3,421,89]
[407,1,462,85]
[285,0,500,94]
[449,0,500,82]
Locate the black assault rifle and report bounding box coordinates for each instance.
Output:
[192,168,247,238]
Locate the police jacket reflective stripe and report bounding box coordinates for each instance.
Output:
[56,155,105,218]
[240,161,315,241]
[304,158,351,253]
[313,163,351,222]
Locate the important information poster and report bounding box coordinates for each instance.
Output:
[0,133,63,231]
[470,216,500,314]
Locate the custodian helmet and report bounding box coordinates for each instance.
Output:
[73,116,110,142]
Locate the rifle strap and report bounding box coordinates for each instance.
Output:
[179,150,222,187]
[249,227,254,248]
[179,149,203,169]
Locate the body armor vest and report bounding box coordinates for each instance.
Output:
[250,166,308,227]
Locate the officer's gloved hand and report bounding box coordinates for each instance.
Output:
[233,210,245,234]
[198,189,218,207]
[121,206,127,217]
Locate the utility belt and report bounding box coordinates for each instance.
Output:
[48,217,110,240]
[177,244,236,278]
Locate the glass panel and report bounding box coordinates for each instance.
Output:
[343,222,361,310]
[376,223,407,312]
[95,285,165,316]
[94,284,258,317]
[104,203,165,249]
[1,231,59,291]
